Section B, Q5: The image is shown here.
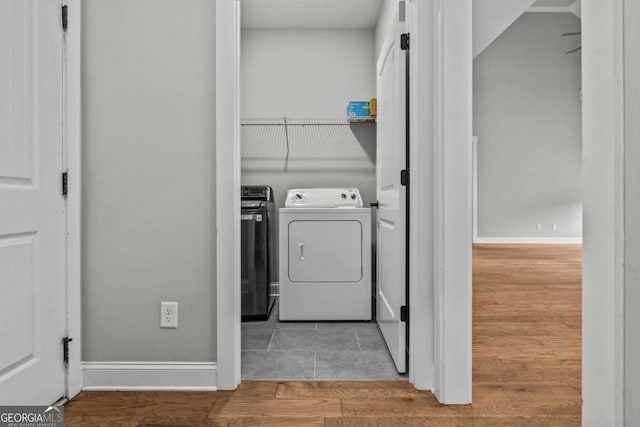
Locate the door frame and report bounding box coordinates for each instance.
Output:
[63,0,83,400]
[215,0,242,390]
[214,0,474,402]
[415,0,473,403]
[581,0,627,424]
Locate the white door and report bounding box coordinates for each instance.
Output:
[376,25,407,373]
[0,0,67,404]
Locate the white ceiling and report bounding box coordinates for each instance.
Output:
[532,0,575,6]
[241,0,384,30]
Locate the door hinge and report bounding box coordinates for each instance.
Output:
[400,169,409,186]
[61,5,68,32]
[401,33,410,51]
[62,337,73,367]
[62,171,68,198]
[400,305,408,322]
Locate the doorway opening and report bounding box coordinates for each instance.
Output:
[471,4,583,410]
[238,0,409,381]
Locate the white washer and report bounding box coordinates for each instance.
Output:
[279,188,372,321]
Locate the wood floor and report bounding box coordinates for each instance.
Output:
[65,245,582,426]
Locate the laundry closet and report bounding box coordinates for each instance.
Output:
[239,0,408,380]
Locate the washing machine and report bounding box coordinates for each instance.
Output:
[279,188,372,321]
[241,185,277,320]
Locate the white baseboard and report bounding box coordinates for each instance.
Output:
[474,237,583,244]
[81,362,218,391]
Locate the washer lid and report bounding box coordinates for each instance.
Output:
[241,185,273,202]
[285,188,363,208]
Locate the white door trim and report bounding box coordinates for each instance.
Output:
[215,0,242,390]
[406,0,435,391]
[431,0,473,404]
[407,0,473,401]
[64,0,83,400]
[581,0,626,425]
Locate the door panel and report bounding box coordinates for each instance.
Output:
[0,1,34,184]
[288,221,362,283]
[0,0,66,404]
[0,233,37,371]
[376,23,407,373]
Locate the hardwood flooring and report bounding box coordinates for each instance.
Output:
[65,244,582,426]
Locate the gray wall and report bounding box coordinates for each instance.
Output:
[241,29,377,208]
[474,12,582,239]
[242,29,375,118]
[625,0,640,422]
[82,0,216,362]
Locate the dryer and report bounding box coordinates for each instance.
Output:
[279,188,372,321]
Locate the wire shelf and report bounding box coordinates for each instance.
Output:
[240,117,374,171]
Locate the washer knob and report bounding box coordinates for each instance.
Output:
[341,193,347,199]
[295,193,303,200]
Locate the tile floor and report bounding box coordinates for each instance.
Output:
[241,299,405,380]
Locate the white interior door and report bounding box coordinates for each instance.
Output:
[376,23,407,373]
[0,0,67,404]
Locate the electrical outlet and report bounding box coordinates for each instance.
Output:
[552,224,558,231]
[536,224,543,231]
[160,302,178,328]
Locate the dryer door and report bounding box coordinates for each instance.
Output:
[288,220,362,283]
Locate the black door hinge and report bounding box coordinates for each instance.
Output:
[61,5,68,32]
[62,171,68,198]
[62,337,73,367]
[401,33,410,51]
[400,169,409,186]
[400,305,408,322]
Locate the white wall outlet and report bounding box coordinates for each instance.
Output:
[536,224,543,231]
[552,224,558,231]
[160,301,178,328]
